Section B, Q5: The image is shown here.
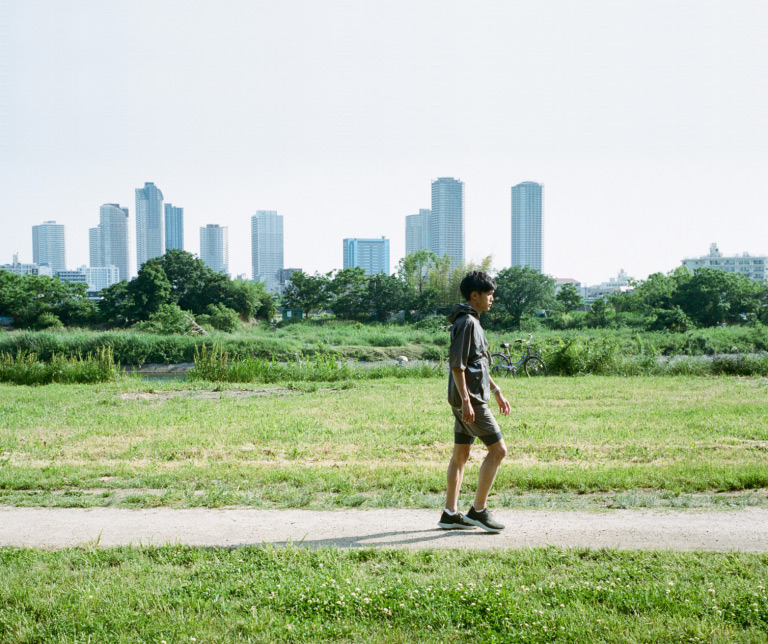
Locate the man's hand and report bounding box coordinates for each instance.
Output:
[461,398,475,423]
[494,390,511,416]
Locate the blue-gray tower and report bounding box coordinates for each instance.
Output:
[429,177,464,271]
[511,181,543,272]
[164,204,184,251]
[135,182,164,269]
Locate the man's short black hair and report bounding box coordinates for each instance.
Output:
[460,271,496,301]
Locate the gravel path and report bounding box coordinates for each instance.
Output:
[2,507,767,551]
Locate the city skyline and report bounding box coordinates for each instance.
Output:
[2,2,767,285]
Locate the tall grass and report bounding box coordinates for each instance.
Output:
[188,344,444,383]
[0,347,119,385]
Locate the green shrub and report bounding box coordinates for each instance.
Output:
[196,303,240,332]
[34,312,63,331]
[133,303,192,335]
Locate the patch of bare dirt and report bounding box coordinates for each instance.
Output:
[118,387,295,401]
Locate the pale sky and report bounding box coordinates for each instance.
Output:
[1,0,767,285]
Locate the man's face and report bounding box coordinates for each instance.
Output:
[470,289,494,312]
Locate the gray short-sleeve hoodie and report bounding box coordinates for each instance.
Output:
[446,303,491,408]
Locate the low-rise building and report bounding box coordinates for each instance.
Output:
[682,243,766,282]
[583,269,634,301]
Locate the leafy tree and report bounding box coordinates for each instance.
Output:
[398,250,439,297]
[282,271,331,318]
[555,283,583,312]
[222,279,276,321]
[365,273,408,322]
[129,263,171,319]
[672,268,763,327]
[99,281,135,326]
[143,250,211,312]
[489,266,555,329]
[0,272,95,328]
[327,267,369,320]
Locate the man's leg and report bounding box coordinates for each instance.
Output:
[473,439,507,511]
[445,443,472,513]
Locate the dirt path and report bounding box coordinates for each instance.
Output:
[2,507,767,551]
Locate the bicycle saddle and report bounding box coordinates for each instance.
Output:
[514,339,525,344]
[500,343,510,349]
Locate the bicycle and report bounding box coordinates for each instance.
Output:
[490,334,548,377]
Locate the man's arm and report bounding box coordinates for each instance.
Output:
[488,374,511,416]
[452,367,475,423]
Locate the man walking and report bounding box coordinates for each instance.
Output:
[438,271,510,533]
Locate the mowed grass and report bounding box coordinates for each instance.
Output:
[1,546,767,643]
[1,376,767,508]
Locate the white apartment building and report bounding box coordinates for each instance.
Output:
[682,244,766,282]
[583,269,634,300]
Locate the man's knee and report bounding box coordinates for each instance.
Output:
[488,440,507,461]
[450,445,472,467]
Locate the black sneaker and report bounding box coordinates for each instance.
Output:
[465,506,505,533]
[437,510,476,530]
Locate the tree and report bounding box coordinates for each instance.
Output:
[555,283,584,312]
[144,250,211,312]
[398,250,439,297]
[129,263,171,320]
[282,271,331,318]
[0,272,95,328]
[365,273,408,322]
[99,281,135,326]
[672,268,763,327]
[489,266,555,329]
[327,267,369,320]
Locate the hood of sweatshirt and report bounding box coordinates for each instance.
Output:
[446,303,479,325]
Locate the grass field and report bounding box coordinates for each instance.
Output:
[2,376,767,509]
[1,546,767,643]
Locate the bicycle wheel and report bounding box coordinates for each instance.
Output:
[524,356,548,377]
[490,353,511,377]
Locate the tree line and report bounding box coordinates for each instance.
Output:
[2,248,767,332]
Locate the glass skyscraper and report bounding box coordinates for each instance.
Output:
[135,182,164,269]
[90,204,130,283]
[32,221,66,272]
[251,211,284,292]
[405,209,431,256]
[200,224,229,274]
[164,204,184,251]
[430,178,464,271]
[511,181,543,272]
[343,237,390,275]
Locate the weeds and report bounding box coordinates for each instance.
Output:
[0,347,119,385]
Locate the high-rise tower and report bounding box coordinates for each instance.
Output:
[200,224,229,274]
[405,209,431,256]
[90,204,130,283]
[32,221,66,272]
[251,211,284,292]
[164,204,184,251]
[511,181,543,272]
[135,182,164,268]
[430,178,464,271]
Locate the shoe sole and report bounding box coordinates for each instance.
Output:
[437,522,476,530]
[464,517,504,533]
